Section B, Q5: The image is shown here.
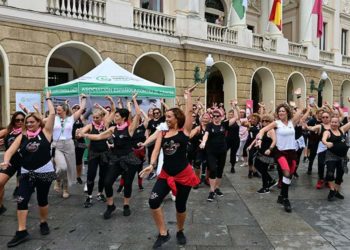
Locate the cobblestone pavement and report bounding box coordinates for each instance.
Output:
[0,153,350,249]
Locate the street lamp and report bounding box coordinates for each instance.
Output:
[310,71,328,93]
[193,54,214,84]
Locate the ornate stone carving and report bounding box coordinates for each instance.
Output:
[323,0,328,5]
[343,0,350,14]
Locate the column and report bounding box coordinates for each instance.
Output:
[229,3,247,28]
[229,3,252,48]
[175,0,207,39]
[332,0,342,65]
[259,0,269,34]
[267,0,283,37]
[105,0,133,28]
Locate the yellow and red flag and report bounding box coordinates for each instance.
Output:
[269,0,282,30]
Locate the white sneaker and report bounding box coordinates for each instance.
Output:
[170,192,176,202]
[240,162,248,167]
[84,183,88,193]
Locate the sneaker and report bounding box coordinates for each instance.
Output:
[257,188,270,194]
[214,188,224,197]
[62,190,70,199]
[268,179,277,189]
[240,163,248,167]
[39,222,50,235]
[277,195,283,204]
[283,198,292,213]
[123,205,131,216]
[316,179,324,189]
[328,190,336,201]
[253,172,261,178]
[207,192,216,202]
[76,177,83,185]
[96,193,107,202]
[170,192,176,201]
[0,205,7,215]
[116,185,124,193]
[103,204,116,219]
[139,185,144,191]
[147,172,156,180]
[12,187,19,197]
[153,231,170,249]
[230,166,235,173]
[176,230,187,245]
[7,230,30,248]
[84,196,93,208]
[335,191,345,200]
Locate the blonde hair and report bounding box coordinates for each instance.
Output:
[23,112,44,132]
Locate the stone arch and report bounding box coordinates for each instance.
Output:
[206,61,237,110]
[0,44,9,127]
[286,71,306,107]
[340,80,350,109]
[205,0,228,24]
[250,67,275,112]
[318,76,333,106]
[45,41,103,87]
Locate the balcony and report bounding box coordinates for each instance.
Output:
[207,24,237,45]
[47,0,106,23]
[343,55,350,66]
[1,0,6,6]
[133,8,175,36]
[288,42,308,58]
[320,50,335,63]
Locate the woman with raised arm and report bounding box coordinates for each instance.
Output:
[80,93,141,219]
[52,94,87,198]
[1,92,56,247]
[139,86,199,249]
[225,101,240,174]
[256,103,303,213]
[321,116,350,201]
[0,111,26,215]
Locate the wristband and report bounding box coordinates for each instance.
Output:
[81,96,87,99]
[45,98,52,101]
[150,163,156,169]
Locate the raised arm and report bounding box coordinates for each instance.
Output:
[104,96,116,126]
[160,99,170,111]
[228,100,239,126]
[73,94,87,121]
[19,103,30,115]
[183,85,196,136]
[43,91,55,140]
[128,93,141,137]
[340,119,350,133]
[140,109,150,129]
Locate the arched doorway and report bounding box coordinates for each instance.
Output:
[286,72,306,107]
[45,41,102,87]
[0,45,9,127]
[251,67,275,112]
[317,77,333,106]
[205,0,227,24]
[132,52,175,106]
[206,61,237,110]
[341,80,350,109]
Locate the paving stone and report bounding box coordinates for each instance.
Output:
[269,235,336,250]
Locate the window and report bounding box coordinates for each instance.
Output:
[205,0,225,24]
[319,22,327,51]
[247,25,255,33]
[140,0,163,12]
[341,29,348,55]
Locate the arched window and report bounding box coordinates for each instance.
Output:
[205,0,225,24]
[141,0,163,12]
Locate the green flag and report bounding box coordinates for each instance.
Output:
[232,0,248,20]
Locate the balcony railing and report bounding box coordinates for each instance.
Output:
[47,0,106,23]
[133,8,175,36]
[0,0,6,6]
[288,42,308,58]
[320,50,334,63]
[343,55,350,66]
[252,34,264,50]
[207,24,237,45]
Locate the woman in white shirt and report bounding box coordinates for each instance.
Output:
[257,103,302,213]
[52,95,87,198]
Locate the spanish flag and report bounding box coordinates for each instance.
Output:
[269,0,282,30]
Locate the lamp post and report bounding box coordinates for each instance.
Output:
[193,54,214,108]
[310,71,328,106]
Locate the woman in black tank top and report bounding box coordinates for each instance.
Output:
[80,94,141,219]
[1,92,56,248]
[322,117,350,201]
[139,86,200,249]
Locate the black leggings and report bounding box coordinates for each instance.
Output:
[207,150,227,179]
[308,143,318,171]
[226,140,240,167]
[104,160,138,198]
[75,147,85,165]
[317,151,326,180]
[254,158,273,189]
[17,175,52,210]
[87,155,108,195]
[326,160,344,185]
[149,178,191,213]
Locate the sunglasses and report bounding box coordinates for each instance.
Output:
[15,118,24,122]
[153,112,160,115]
[213,115,221,118]
[262,120,270,122]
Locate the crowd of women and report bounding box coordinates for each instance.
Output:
[0,86,349,249]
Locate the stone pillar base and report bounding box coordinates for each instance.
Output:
[231,27,252,48]
[175,14,207,40]
[333,51,342,66]
[105,0,133,28]
[303,43,319,61]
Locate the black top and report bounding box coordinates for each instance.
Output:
[246,125,260,145]
[308,118,322,143]
[328,129,349,157]
[147,117,165,136]
[295,125,303,139]
[206,121,228,152]
[90,125,108,153]
[162,131,189,176]
[226,122,240,142]
[4,132,22,167]
[259,132,273,155]
[19,131,51,170]
[131,124,146,148]
[72,119,85,143]
[190,125,206,149]
[112,126,133,156]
